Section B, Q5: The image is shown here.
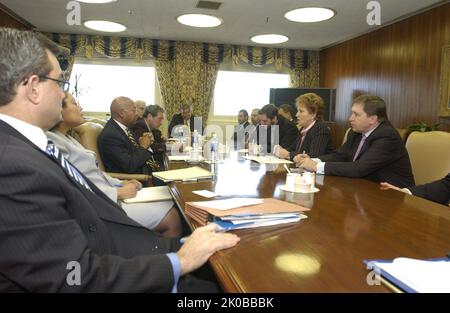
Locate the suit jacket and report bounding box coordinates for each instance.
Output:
[232,121,250,149]
[319,121,415,187]
[130,118,167,164]
[0,120,174,292]
[129,117,150,140]
[288,121,333,160]
[97,119,157,175]
[168,113,203,137]
[409,173,450,205]
[253,115,298,153]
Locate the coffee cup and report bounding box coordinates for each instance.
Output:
[286,173,301,190]
[302,172,316,191]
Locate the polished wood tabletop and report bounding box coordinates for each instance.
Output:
[167,152,450,292]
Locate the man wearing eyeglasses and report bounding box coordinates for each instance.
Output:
[0,28,239,292]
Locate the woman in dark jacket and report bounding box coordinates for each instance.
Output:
[274,93,333,160]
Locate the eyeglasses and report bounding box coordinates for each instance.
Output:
[39,76,70,92]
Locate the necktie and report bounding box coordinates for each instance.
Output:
[45,140,93,192]
[352,134,366,161]
[126,128,160,171]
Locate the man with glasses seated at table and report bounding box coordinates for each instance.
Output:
[295,95,415,188]
[0,27,239,292]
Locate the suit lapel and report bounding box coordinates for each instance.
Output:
[1,121,145,228]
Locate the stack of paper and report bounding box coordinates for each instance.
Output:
[185,197,309,231]
[123,186,172,203]
[243,155,293,164]
[152,166,213,182]
[365,257,450,293]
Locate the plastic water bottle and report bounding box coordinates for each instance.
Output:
[192,130,199,150]
[210,133,218,163]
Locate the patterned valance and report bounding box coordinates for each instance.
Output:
[201,43,313,70]
[45,33,176,62]
[45,32,315,71]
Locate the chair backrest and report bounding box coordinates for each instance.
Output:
[73,122,106,171]
[396,128,408,142]
[405,131,450,185]
[342,127,351,145]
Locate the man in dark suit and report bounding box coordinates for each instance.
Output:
[0,28,239,292]
[296,95,414,188]
[98,97,162,177]
[168,104,203,137]
[252,104,298,154]
[380,173,450,206]
[130,104,167,168]
[232,109,250,149]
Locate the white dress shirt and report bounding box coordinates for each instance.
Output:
[0,113,47,151]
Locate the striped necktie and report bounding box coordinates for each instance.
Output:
[126,128,160,171]
[45,140,93,192]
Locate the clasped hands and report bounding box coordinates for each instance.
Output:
[293,153,318,172]
[138,132,154,149]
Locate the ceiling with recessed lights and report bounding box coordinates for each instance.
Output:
[0,0,446,49]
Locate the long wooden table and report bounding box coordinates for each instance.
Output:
[167,152,450,292]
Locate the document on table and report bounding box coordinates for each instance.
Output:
[243,155,293,164]
[152,166,213,182]
[191,198,263,210]
[365,257,450,293]
[123,186,172,203]
[192,190,221,198]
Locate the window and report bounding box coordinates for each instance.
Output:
[69,61,156,112]
[213,70,289,116]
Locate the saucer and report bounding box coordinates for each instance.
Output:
[279,185,320,193]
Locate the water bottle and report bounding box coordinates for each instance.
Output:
[178,127,185,152]
[210,133,218,163]
[192,130,199,150]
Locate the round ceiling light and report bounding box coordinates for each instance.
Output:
[285,7,335,23]
[76,0,117,3]
[177,14,222,28]
[84,20,126,32]
[250,34,289,44]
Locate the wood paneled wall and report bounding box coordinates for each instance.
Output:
[320,3,450,143]
[0,4,32,30]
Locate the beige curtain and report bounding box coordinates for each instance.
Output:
[289,51,320,88]
[155,42,219,126]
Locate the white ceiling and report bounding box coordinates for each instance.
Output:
[0,0,447,49]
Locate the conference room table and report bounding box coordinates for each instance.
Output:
[166,151,450,292]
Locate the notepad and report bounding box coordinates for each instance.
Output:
[152,166,213,182]
[123,186,172,204]
[365,257,450,293]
